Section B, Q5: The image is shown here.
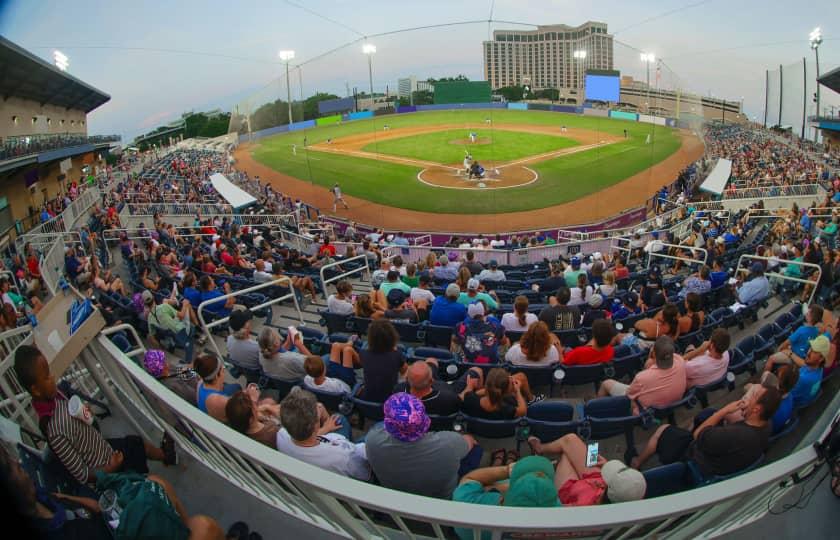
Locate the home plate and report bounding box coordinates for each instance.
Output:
[478,182,486,188]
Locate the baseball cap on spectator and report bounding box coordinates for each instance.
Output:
[489,259,499,268]
[592,252,602,260]
[387,289,407,308]
[383,392,430,443]
[143,349,167,378]
[142,290,155,305]
[445,283,461,298]
[809,335,830,357]
[419,274,431,286]
[601,460,646,503]
[504,456,561,507]
[467,278,480,291]
[624,292,639,305]
[651,231,659,239]
[750,262,765,274]
[229,308,253,332]
[588,294,604,308]
[570,257,581,268]
[467,302,485,318]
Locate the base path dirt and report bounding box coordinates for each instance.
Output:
[233,128,703,233]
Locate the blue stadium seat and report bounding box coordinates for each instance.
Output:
[692,372,735,408]
[526,401,580,442]
[769,415,799,443]
[462,414,521,439]
[555,363,606,392]
[428,414,457,432]
[425,324,454,348]
[258,374,300,400]
[507,363,561,395]
[318,310,355,334]
[687,454,764,486]
[611,345,646,379]
[580,396,641,464]
[348,388,385,423]
[643,462,694,498]
[645,390,697,425]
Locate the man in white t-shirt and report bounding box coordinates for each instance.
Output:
[410,274,436,308]
[477,259,506,282]
[276,388,370,480]
[252,259,273,283]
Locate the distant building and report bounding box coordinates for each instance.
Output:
[483,22,613,96]
[397,77,434,100]
[618,76,745,123]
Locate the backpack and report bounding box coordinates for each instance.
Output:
[96,472,190,540]
[457,319,502,364]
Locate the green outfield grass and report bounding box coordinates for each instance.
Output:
[363,129,578,164]
[249,109,682,214]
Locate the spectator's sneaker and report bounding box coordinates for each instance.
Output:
[160,432,177,466]
[527,393,546,406]
[196,333,208,345]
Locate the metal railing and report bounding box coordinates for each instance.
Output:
[319,254,372,298]
[646,243,708,269]
[122,202,234,217]
[413,234,432,247]
[197,277,304,360]
[39,237,68,296]
[100,324,147,362]
[735,255,822,305]
[722,183,822,200]
[64,334,840,540]
[745,207,836,222]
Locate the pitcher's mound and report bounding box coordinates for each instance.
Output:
[449,137,492,146]
[417,165,538,190]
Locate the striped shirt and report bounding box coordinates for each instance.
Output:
[46,399,114,483]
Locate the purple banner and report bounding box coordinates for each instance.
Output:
[396,105,417,113]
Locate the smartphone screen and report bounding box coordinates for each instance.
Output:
[586,442,599,467]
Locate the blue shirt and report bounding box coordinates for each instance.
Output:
[710,271,728,289]
[737,276,769,304]
[772,393,794,434]
[64,256,81,279]
[184,287,202,309]
[788,325,819,358]
[791,365,822,407]
[429,297,467,327]
[201,289,230,316]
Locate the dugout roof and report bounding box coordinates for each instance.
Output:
[699,158,732,195]
[210,173,256,211]
[819,65,840,95]
[0,36,110,113]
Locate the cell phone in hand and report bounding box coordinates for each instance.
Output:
[586,442,599,467]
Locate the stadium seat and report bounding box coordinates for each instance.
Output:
[507,362,561,395]
[428,414,457,432]
[687,454,764,486]
[611,345,646,379]
[769,415,799,443]
[461,414,521,440]
[526,400,580,442]
[555,363,606,393]
[424,324,454,348]
[692,372,735,408]
[306,385,348,412]
[348,389,385,423]
[645,391,698,425]
[580,396,641,463]
[258,374,300,400]
[318,310,355,334]
[643,462,695,498]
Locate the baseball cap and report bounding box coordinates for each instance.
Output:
[809,334,831,357]
[489,259,498,268]
[467,278,480,290]
[504,456,561,507]
[141,290,155,305]
[387,288,407,308]
[383,392,430,443]
[601,460,646,503]
[588,294,604,308]
[624,292,638,305]
[229,308,253,332]
[419,274,431,285]
[651,231,660,239]
[468,302,485,318]
[445,283,461,298]
[592,252,603,260]
[571,256,581,268]
[750,262,765,274]
[143,349,167,378]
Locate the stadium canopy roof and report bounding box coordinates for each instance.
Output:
[699,158,732,196]
[0,36,110,113]
[210,173,256,211]
[819,65,840,95]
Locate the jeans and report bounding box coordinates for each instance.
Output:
[174,327,195,364]
[331,414,353,440]
[457,445,484,477]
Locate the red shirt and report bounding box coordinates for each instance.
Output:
[563,345,615,366]
[27,256,41,277]
[614,267,630,280]
[220,251,235,266]
[319,244,336,257]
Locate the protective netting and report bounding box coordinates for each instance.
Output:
[765,59,840,140]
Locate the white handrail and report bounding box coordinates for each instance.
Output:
[196,276,303,360]
[318,254,372,299]
[736,254,822,305]
[646,242,708,269]
[100,323,147,361]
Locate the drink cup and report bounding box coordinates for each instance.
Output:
[68,395,94,425]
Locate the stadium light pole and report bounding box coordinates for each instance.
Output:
[573,50,586,104]
[278,50,295,125]
[53,50,69,71]
[363,44,377,110]
[640,53,655,114]
[809,27,823,140]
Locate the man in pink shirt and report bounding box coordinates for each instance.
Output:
[597,337,686,414]
[684,329,731,388]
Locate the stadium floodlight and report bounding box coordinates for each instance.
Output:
[53,50,69,71]
[363,44,377,105]
[278,50,295,125]
[809,27,823,140]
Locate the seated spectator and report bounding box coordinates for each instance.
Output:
[354,292,384,319]
[435,255,459,281]
[564,257,585,288]
[276,388,370,480]
[506,321,562,366]
[409,274,435,317]
[526,434,646,506]
[681,265,712,298]
[142,349,198,406]
[64,246,91,286]
[143,290,197,364]
[595,270,618,298]
[459,367,537,419]
[13,345,175,484]
[598,337,686,414]
[384,289,419,323]
[771,365,799,434]
[225,390,280,449]
[458,279,498,310]
[610,292,641,321]
[195,352,249,421]
[377,270,411,304]
[581,294,611,327]
[634,303,681,341]
[327,280,354,315]
[612,256,630,280]
[568,273,593,307]
[359,319,407,402]
[257,327,311,382]
[538,287,581,331]
[477,259,506,282]
[199,275,236,318]
[455,266,472,292]
[463,251,484,275]
[633,387,782,478]
[395,359,464,416]
[91,266,127,296]
[684,328,731,388]
[788,335,830,407]
[735,263,770,305]
[640,267,665,310]
[429,284,467,327]
[563,319,616,366]
[303,353,354,394]
[366,393,478,498]
[226,308,261,371]
[502,295,538,332]
[181,272,202,308]
[401,263,420,287]
[709,259,729,289]
[251,259,274,283]
[453,302,506,363]
[534,261,565,293]
[764,304,823,371]
[677,293,705,335]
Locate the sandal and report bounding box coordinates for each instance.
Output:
[490,449,506,467]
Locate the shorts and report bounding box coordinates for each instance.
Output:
[107,435,149,475]
[327,361,357,388]
[608,381,629,397]
[656,426,694,465]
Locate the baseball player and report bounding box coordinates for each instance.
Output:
[463,154,472,176]
[292,144,297,156]
[332,183,349,211]
[469,132,477,143]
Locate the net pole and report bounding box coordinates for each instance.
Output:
[778,64,783,126]
[763,70,769,128]
[801,58,807,139]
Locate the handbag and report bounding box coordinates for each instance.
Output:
[558,471,607,506]
[70,298,94,334]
